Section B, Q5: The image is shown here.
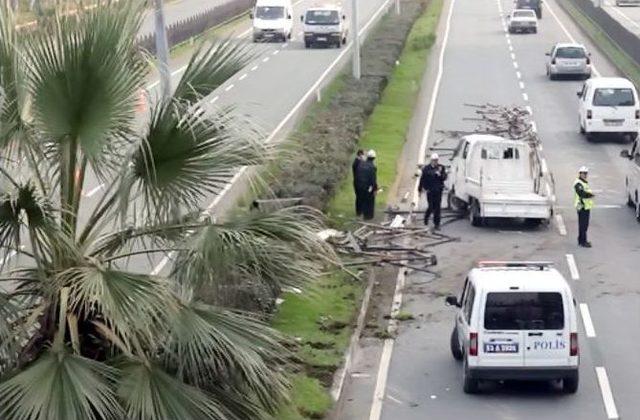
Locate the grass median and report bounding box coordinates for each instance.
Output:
[273,0,444,417]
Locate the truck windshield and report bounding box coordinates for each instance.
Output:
[256,6,285,20]
[593,88,635,107]
[484,292,564,330]
[305,10,340,25]
[513,10,535,18]
[555,47,586,59]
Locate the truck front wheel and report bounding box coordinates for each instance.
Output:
[469,200,482,227]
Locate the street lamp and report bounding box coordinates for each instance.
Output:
[351,0,360,79]
[153,0,171,98]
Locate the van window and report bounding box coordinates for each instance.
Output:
[481,145,520,160]
[634,152,640,167]
[256,6,285,19]
[462,141,470,159]
[555,47,586,59]
[484,292,564,330]
[305,10,340,25]
[513,10,536,18]
[463,285,476,323]
[593,88,635,107]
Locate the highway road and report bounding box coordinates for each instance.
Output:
[334,0,640,419]
[601,0,640,37]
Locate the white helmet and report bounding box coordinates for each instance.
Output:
[430,153,439,160]
[367,149,376,158]
[578,166,589,173]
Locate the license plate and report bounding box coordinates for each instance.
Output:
[484,343,519,353]
[604,120,623,126]
[317,36,327,41]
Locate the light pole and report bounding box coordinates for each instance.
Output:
[351,0,360,79]
[153,0,171,98]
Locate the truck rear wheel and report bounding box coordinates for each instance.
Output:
[450,328,463,361]
[563,372,579,394]
[447,190,466,213]
[469,200,482,227]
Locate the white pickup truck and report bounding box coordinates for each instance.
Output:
[446,134,554,226]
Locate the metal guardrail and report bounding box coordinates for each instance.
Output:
[138,0,254,53]
[558,0,640,70]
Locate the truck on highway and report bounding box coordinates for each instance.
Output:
[444,105,555,227]
[620,137,640,221]
[514,0,542,18]
[251,0,294,42]
[301,5,348,48]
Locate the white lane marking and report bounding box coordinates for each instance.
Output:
[282,43,289,48]
[387,394,403,405]
[522,92,529,101]
[251,65,259,71]
[151,255,170,275]
[531,120,537,132]
[209,95,219,104]
[1,250,17,265]
[513,61,519,69]
[506,37,512,45]
[225,84,235,92]
[263,57,270,63]
[510,52,516,60]
[412,0,456,206]
[83,183,105,198]
[566,254,580,280]
[526,105,533,114]
[207,0,396,214]
[519,81,525,90]
[516,70,522,79]
[146,65,188,90]
[555,214,567,235]
[579,303,596,337]
[545,0,601,76]
[508,44,513,52]
[239,73,248,81]
[595,367,620,419]
[370,269,406,420]
[273,49,280,55]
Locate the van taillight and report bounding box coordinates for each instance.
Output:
[587,110,592,119]
[570,332,578,356]
[469,332,478,356]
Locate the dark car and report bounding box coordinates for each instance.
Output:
[515,0,542,18]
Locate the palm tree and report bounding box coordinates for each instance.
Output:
[0,3,334,419]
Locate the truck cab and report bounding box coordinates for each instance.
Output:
[515,0,542,18]
[620,138,640,221]
[446,261,579,394]
[301,5,348,48]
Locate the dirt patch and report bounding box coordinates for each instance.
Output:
[269,0,426,211]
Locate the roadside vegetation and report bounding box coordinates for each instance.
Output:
[0,4,335,419]
[270,0,444,417]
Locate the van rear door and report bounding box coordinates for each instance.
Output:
[591,87,638,125]
[480,292,525,367]
[522,292,570,366]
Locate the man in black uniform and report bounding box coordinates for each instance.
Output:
[419,153,447,229]
[354,150,378,220]
[352,149,365,216]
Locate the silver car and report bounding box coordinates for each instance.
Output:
[546,43,592,80]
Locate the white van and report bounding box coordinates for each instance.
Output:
[301,5,348,48]
[578,77,640,141]
[251,0,294,42]
[445,261,579,394]
[620,138,640,221]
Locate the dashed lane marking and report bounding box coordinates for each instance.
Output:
[263,57,270,63]
[555,214,567,236]
[224,84,235,92]
[579,303,596,337]
[595,367,620,419]
[519,81,525,90]
[566,254,580,280]
[513,61,519,69]
[239,73,248,81]
[522,92,529,101]
[209,96,219,104]
[251,65,259,71]
[516,70,521,79]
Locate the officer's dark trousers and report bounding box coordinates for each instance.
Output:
[359,191,375,220]
[424,190,443,226]
[354,184,363,216]
[577,209,590,244]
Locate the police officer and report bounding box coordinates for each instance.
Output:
[354,150,378,220]
[352,150,365,216]
[574,166,595,248]
[419,153,447,229]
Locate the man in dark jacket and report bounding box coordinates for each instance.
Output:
[354,150,378,220]
[418,153,447,229]
[352,150,365,216]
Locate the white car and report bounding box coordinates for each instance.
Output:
[508,9,538,34]
[546,43,592,80]
[620,138,640,221]
[446,261,579,394]
[578,77,640,141]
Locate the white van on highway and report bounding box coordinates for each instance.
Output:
[620,137,640,221]
[446,261,579,394]
[251,0,294,42]
[301,5,348,48]
[578,77,640,141]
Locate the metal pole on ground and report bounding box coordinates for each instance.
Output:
[351,0,360,79]
[153,0,171,98]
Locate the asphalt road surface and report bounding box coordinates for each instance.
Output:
[334,0,640,419]
[601,0,640,37]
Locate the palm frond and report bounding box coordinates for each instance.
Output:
[122,103,267,221]
[118,358,232,420]
[172,39,252,104]
[0,345,122,420]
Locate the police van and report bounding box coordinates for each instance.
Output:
[445,261,579,394]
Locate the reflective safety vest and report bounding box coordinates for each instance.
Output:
[574,178,594,211]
